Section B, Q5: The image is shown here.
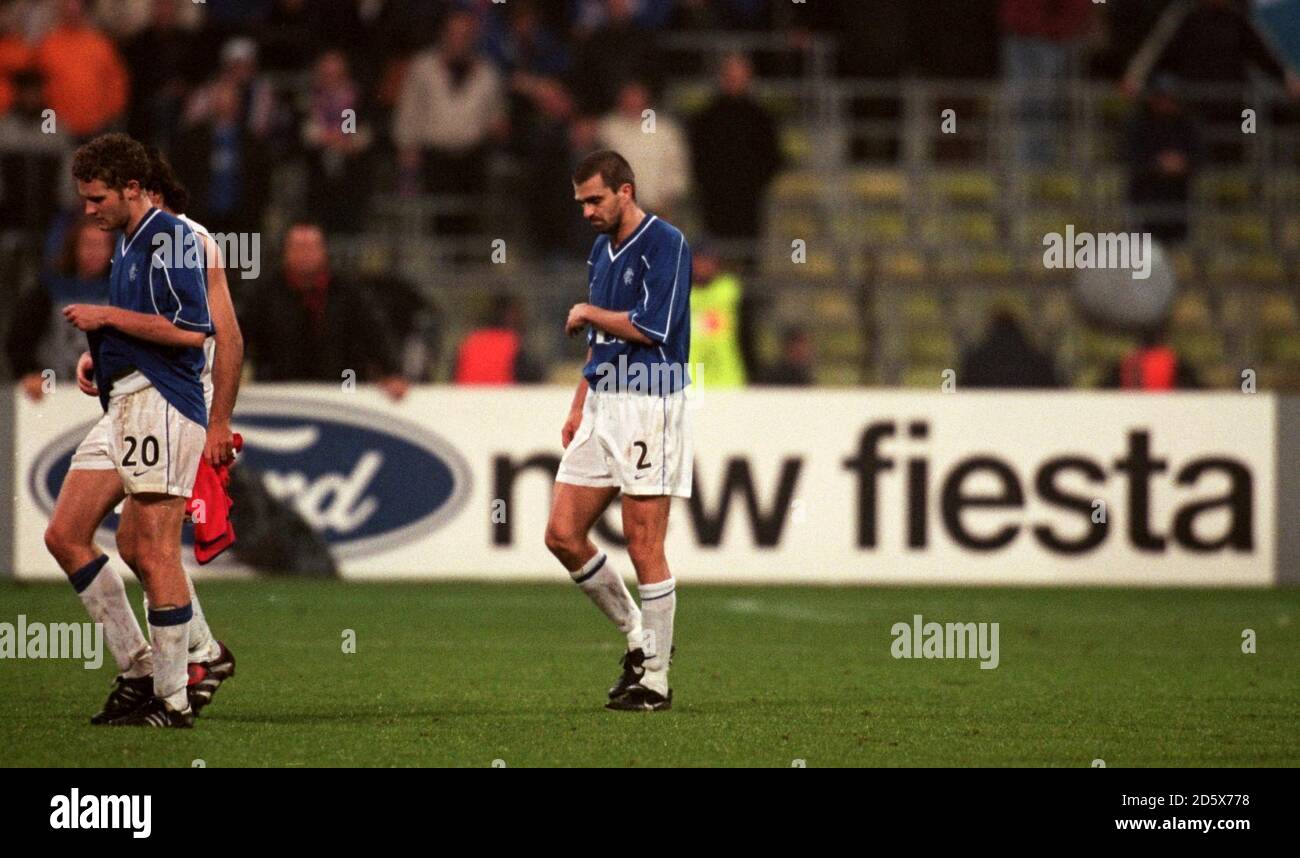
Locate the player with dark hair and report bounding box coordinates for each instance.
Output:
[46,133,215,727]
[544,149,693,711]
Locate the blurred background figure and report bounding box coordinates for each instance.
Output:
[121,0,202,152]
[959,308,1060,389]
[999,0,1093,167]
[5,214,112,400]
[596,78,689,220]
[759,326,814,387]
[569,0,654,116]
[392,8,506,234]
[1126,76,1200,246]
[239,222,410,400]
[0,68,71,233]
[1123,0,1300,162]
[301,49,373,235]
[688,244,748,389]
[1104,325,1201,391]
[33,0,128,139]
[689,52,781,264]
[173,77,269,234]
[453,293,544,385]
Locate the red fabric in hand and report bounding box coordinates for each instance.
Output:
[189,433,242,564]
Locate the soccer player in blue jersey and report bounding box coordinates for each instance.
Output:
[44,134,213,727]
[545,150,693,711]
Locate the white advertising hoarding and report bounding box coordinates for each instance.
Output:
[11,386,1278,585]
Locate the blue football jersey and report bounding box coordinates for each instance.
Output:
[91,207,212,427]
[583,214,692,394]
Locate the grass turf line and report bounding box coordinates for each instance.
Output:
[0,581,1295,767]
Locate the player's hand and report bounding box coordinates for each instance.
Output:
[76,351,98,396]
[561,409,582,448]
[565,303,590,337]
[204,419,237,467]
[63,304,113,332]
[19,372,46,401]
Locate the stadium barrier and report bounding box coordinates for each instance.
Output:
[4,385,1296,586]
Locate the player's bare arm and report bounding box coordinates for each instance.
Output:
[63,304,206,349]
[566,303,654,345]
[562,348,592,448]
[201,233,244,465]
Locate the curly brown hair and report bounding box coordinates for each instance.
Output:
[71,133,151,191]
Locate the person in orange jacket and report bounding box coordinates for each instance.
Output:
[33,0,128,137]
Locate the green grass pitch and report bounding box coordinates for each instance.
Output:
[0,580,1296,767]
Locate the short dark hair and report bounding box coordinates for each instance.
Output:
[71,133,151,192]
[143,145,190,213]
[573,149,635,198]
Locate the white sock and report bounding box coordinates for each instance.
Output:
[637,578,676,696]
[570,552,642,649]
[143,576,219,663]
[148,605,192,712]
[70,555,151,677]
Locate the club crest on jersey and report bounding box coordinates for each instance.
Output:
[128,262,139,282]
[623,268,634,285]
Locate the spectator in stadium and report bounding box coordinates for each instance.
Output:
[183,37,284,145]
[0,68,73,232]
[760,325,815,387]
[33,0,128,138]
[453,293,545,385]
[689,52,782,257]
[484,0,570,80]
[1122,0,1300,160]
[569,0,654,115]
[958,308,1060,388]
[240,222,410,400]
[596,79,689,219]
[1126,75,1201,246]
[999,0,1093,166]
[259,0,326,74]
[392,8,507,235]
[121,0,203,151]
[517,77,588,262]
[0,8,35,116]
[688,244,748,389]
[1123,0,1300,98]
[1104,325,1200,390]
[173,77,270,234]
[301,49,373,234]
[5,214,111,401]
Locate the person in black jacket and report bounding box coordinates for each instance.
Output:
[239,222,408,399]
[689,53,781,255]
[959,309,1060,388]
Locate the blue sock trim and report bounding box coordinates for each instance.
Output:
[147,603,193,627]
[573,554,606,585]
[69,555,110,594]
[640,586,675,602]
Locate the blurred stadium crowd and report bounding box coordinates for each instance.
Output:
[2,0,1300,394]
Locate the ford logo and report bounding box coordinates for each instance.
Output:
[27,395,472,559]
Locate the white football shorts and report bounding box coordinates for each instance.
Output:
[556,389,693,498]
[69,373,206,497]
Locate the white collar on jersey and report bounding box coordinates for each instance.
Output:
[608,214,658,262]
[121,207,162,257]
